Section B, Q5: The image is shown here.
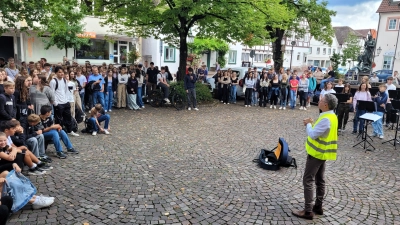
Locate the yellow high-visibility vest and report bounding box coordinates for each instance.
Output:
[305,113,338,161]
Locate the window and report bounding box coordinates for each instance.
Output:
[76,39,109,60]
[333,49,336,54]
[164,47,175,62]
[309,47,312,54]
[228,50,237,64]
[388,19,397,30]
[323,48,326,55]
[297,53,300,61]
[328,48,331,55]
[383,56,393,69]
[317,48,320,55]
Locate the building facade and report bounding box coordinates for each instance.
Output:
[375,0,400,72]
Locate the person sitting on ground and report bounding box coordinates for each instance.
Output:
[88,104,111,136]
[0,152,54,211]
[157,67,171,104]
[0,121,52,175]
[37,105,79,159]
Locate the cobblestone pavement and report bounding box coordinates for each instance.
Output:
[7,102,400,225]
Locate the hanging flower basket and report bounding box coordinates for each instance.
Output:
[265,59,271,64]
[372,62,376,68]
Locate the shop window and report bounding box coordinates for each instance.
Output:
[76,39,109,60]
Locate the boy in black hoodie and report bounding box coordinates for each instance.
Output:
[0,81,16,123]
[184,67,198,111]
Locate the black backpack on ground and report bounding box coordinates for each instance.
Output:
[254,137,297,171]
[81,118,94,133]
[75,106,85,124]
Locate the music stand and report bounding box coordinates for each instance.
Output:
[382,100,400,149]
[388,90,398,100]
[369,87,379,97]
[334,86,344,93]
[353,101,378,152]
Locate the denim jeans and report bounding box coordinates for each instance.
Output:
[252,89,257,105]
[92,91,105,107]
[187,88,197,108]
[290,90,297,108]
[372,111,384,136]
[104,86,114,111]
[230,85,237,103]
[89,114,110,131]
[136,86,144,107]
[353,109,366,132]
[26,134,45,158]
[80,92,85,110]
[320,79,327,90]
[43,129,73,152]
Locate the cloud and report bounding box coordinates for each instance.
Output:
[329,0,381,30]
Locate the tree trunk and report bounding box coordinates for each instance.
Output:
[272,28,285,73]
[178,33,188,81]
[65,45,68,58]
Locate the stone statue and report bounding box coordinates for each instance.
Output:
[357,34,376,73]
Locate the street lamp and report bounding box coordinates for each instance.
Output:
[289,41,296,70]
[376,46,382,56]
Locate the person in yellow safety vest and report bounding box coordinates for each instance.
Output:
[292,93,338,220]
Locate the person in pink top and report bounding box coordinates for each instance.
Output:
[289,74,299,109]
[352,83,372,134]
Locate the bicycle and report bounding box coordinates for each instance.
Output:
[148,86,186,110]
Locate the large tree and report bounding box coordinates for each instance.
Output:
[0,0,46,35]
[341,33,362,66]
[97,0,291,80]
[267,0,336,71]
[38,0,89,58]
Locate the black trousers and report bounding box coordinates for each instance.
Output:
[386,103,393,124]
[222,85,229,103]
[245,88,253,106]
[299,91,307,107]
[337,103,350,129]
[259,87,268,107]
[0,153,25,172]
[54,103,72,133]
[0,196,13,225]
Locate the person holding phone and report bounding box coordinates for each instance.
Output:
[88,66,105,109]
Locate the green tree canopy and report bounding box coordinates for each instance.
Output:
[341,33,362,65]
[0,0,46,35]
[97,0,291,79]
[189,38,229,67]
[267,0,336,71]
[38,0,89,58]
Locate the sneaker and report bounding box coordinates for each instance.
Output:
[28,167,46,176]
[270,105,273,109]
[306,103,310,108]
[39,156,52,163]
[68,131,79,137]
[279,107,282,110]
[67,148,79,154]
[109,110,112,112]
[371,133,377,137]
[104,130,110,135]
[164,98,170,103]
[352,131,357,134]
[283,107,286,110]
[32,196,55,210]
[221,101,223,103]
[194,108,199,111]
[245,105,248,107]
[248,105,251,107]
[56,151,67,159]
[304,107,307,111]
[299,107,304,110]
[338,129,342,132]
[379,135,384,139]
[227,103,230,105]
[37,163,53,170]
[92,131,97,136]
[188,107,191,111]
[141,106,145,109]
[273,105,276,109]
[105,110,108,112]
[224,103,226,105]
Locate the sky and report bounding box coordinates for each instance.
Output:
[327,0,381,30]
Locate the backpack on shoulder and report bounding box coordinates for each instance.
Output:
[254,137,297,171]
[53,78,66,91]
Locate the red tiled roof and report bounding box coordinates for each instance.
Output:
[371,29,377,39]
[354,29,377,39]
[376,0,400,13]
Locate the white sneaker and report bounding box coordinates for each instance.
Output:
[188,107,191,111]
[92,131,97,136]
[270,105,273,109]
[164,98,170,103]
[283,107,286,110]
[105,110,108,112]
[299,107,304,110]
[32,196,55,210]
[379,135,384,139]
[273,105,276,109]
[224,103,226,105]
[109,110,112,112]
[304,107,307,111]
[227,103,230,104]
[248,105,251,107]
[141,106,145,109]
[279,106,282,110]
[104,130,110,135]
[194,108,199,111]
[245,105,248,107]
[68,131,79,137]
